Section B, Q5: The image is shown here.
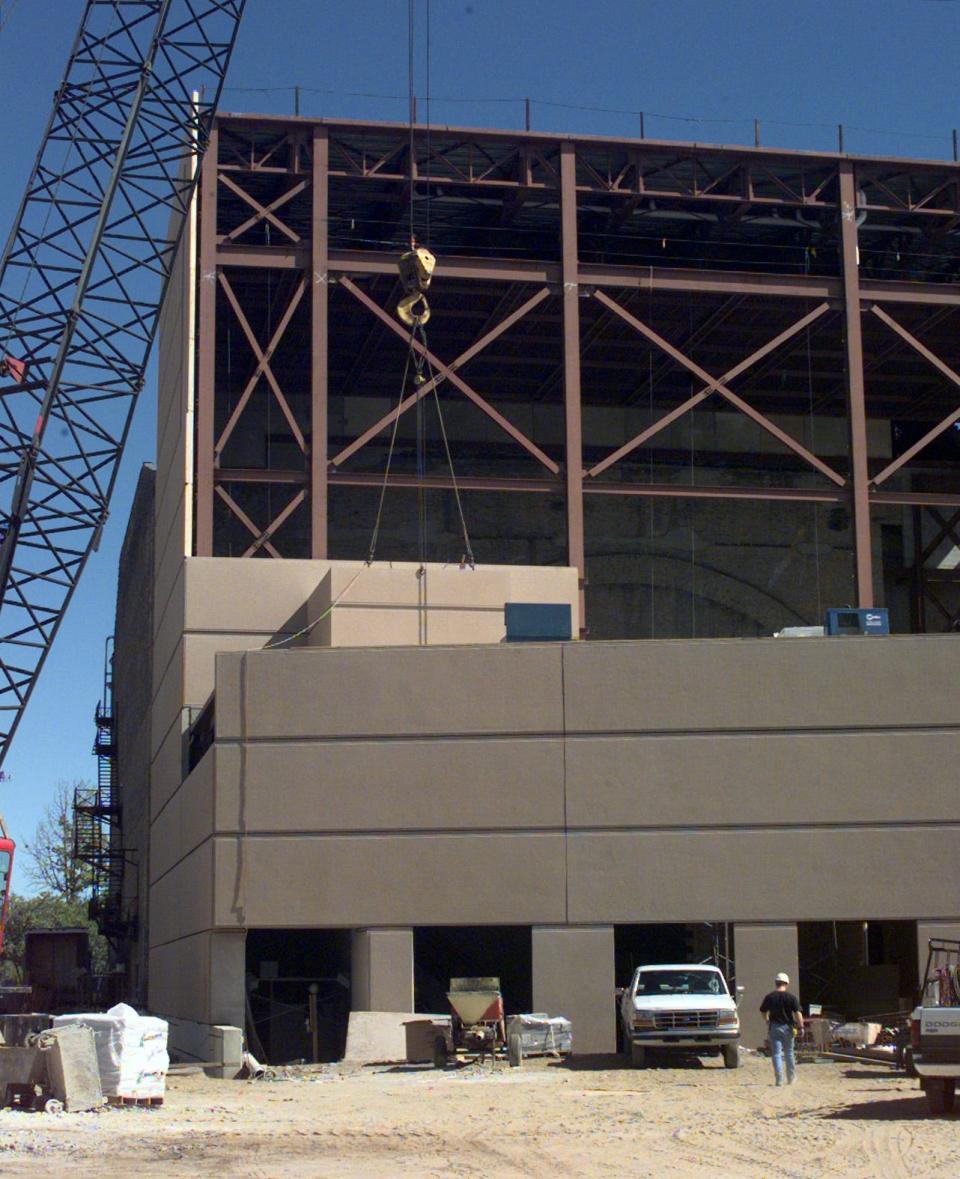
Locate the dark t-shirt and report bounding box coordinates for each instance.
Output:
[760,989,801,1026]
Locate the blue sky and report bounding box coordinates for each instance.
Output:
[0,0,957,889]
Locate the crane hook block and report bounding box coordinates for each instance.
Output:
[397,290,431,327]
[396,246,436,326]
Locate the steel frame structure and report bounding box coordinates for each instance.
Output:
[198,114,960,630]
[0,0,244,765]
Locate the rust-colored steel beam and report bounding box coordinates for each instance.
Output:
[336,276,561,474]
[195,125,219,557]
[215,484,282,559]
[217,172,307,244]
[240,488,306,558]
[330,286,551,468]
[561,141,586,627]
[214,243,960,309]
[330,471,559,493]
[869,304,960,487]
[215,272,306,456]
[873,491,960,509]
[592,290,845,485]
[839,162,874,606]
[587,301,831,478]
[585,482,844,503]
[312,127,329,557]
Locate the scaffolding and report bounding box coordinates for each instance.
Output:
[74,638,131,944]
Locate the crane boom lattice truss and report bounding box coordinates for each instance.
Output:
[0,0,245,765]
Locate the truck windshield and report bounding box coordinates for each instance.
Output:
[636,970,726,996]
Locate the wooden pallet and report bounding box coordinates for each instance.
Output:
[107,1094,164,1108]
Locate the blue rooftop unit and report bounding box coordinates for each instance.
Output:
[504,603,573,643]
[824,607,889,636]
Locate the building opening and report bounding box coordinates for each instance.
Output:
[245,929,351,1064]
[413,926,532,1017]
[615,923,734,990]
[798,920,918,1019]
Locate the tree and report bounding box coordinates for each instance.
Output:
[24,780,93,901]
[0,892,108,983]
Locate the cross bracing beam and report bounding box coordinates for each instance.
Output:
[0,0,245,765]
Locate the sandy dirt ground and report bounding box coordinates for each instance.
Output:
[0,1053,958,1177]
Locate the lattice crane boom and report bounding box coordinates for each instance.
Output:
[0,0,246,765]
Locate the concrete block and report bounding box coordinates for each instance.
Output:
[343,1012,412,1063]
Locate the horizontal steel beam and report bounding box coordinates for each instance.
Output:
[216,245,960,307]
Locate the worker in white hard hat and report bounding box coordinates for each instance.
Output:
[759,971,803,1085]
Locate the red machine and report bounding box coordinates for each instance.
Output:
[0,819,13,954]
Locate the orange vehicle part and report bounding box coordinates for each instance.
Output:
[0,817,13,955]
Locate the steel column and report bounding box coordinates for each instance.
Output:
[311,127,329,557]
[839,162,873,606]
[560,142,585,628]
[195,125,219,556]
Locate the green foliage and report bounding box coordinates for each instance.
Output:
[24,781,94,902]
[0,892,108,982]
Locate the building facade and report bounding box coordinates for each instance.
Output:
[112,113,960,1060]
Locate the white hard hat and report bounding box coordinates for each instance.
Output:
[775,971,790,984]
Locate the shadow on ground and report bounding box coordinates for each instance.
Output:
[548,1052,716,1072]
[822,1093,950,1120]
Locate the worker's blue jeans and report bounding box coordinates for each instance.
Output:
[769,1023,796,1085]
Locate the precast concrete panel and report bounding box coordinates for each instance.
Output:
[564,729,960,828]
[562,636,960,733]
[212,833,567,929]
[213,737,565,833]
[566,827,960,924]
[238,645,565,741]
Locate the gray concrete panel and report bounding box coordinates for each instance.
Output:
[351,929,414,1012]
[149,933,209,1022]
[735,923,799,1052]
[184,557,322,634]
[238,645,564,740]
[532,926,616,1054]
[213,651,244,741]
[565,730,960,828]
[149,841,214,947]
[566,828,960,923]
[150,721,187,820]
[212,833,567,928]
[562,636,960,733]
[214,737,565,833]
[149,751,215,883]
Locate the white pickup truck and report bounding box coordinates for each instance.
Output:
[620,963,740,1069]
[910,938,960,1114]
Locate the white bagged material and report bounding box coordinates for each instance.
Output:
[52,1003,169,1099]
[506,1013,572,1056]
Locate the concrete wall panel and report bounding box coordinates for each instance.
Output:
[238,645,564,740]
[214,737,565,833]
[149,841,213,946]
[150,722,186,820]
[563,637,960,733]
[212,833,566,928]
[149,751,215,883]
[565,730,960,828]
[566,827,960,923]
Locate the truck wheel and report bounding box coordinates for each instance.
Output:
[925,1079,955,1115]
[723,1044,740,1069]
[630,1043,646,1069]
[432,1035,448,1070]
[508,1033,523,1068]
